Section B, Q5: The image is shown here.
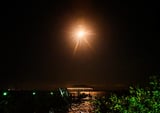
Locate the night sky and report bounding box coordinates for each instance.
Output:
[2,0,160,90]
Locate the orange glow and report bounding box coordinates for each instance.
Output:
[73,26,87,42]
[76,30,85,39]
[67,87,93,90]
[70,25,94,54]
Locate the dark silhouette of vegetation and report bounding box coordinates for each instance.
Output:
[93,75,160,113]
[0,88,71,113]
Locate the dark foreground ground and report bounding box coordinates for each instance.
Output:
[0,89,71,113]
[0,89,128,113]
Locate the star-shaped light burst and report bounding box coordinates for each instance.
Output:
[71,25,93,54]
[76,30,86,40]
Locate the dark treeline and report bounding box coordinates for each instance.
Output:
[0,88,71,113]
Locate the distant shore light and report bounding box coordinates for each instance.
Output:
[32,92,36,95]
[3,92,8,96]
[67,87,93,91]
[50,92,54,95]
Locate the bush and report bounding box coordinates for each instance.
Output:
[93,75,160,113]
[0,88,71,113]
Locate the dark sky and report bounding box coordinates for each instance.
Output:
[2,0,160,89]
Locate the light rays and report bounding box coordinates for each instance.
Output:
[73,40,80,55]
[71,25,94,55]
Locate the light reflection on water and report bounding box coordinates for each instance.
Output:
[69,101,94,113]
[68,91,107,113]
[69,91,107,97]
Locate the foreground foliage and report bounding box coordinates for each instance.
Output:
[0,88,71,113]
[93,75,160,113]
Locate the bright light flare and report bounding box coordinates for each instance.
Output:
[76,30,86,39]
[69,24,94,55]
[74,27,87,42]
